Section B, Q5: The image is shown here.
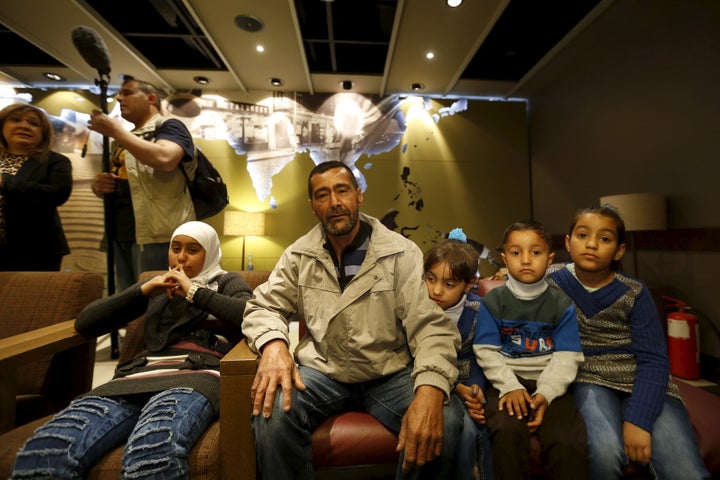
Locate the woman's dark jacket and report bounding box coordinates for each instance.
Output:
[0,151,72,264]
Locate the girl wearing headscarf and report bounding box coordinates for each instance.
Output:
[11,221,252,479]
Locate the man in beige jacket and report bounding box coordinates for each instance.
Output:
[243,160,463,479]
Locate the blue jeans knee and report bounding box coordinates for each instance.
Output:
[122,388,214,480]
[11,396,140,479]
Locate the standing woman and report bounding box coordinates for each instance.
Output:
[0,103,72,271]
[11,221,253,479]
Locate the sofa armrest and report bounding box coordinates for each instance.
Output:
[220,339,259,480]
[0,320,96,433]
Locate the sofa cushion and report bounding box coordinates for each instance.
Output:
[676,380,720,474]
[312,412,399,467]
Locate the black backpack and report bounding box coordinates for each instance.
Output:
[179,146,229,220]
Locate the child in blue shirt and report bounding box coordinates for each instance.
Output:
[474,220,587,479]
[423,228,494,480]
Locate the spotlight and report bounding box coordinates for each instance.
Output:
[269,78,283,87]
[340,80,354,90]
[410,83,424,91]
[193,76,210,85]
[43,72,64,81]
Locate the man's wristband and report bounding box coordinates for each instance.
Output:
[186,282,201,303]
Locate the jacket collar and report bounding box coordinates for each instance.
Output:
[294,212,407,261]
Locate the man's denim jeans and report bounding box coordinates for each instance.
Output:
[11,388,214,480]
[252,365,464,480]
[574,382,709,480]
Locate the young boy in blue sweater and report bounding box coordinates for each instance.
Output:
[473,220,587,479]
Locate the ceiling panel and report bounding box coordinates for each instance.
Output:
[0,0,611,98]
[465,0,601,81]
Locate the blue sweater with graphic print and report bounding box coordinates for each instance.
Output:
[473,285,583,404]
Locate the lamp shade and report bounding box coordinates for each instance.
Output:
[599,193,667,231]
[224,210,265,237]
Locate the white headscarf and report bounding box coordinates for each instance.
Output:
[170,221,224,286]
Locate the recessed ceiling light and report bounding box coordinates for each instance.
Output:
[447,0,463,7]
[339,80,355,90]
[256,45,265,53]
[235,14,264,33]
[425,52,435,60]
[269,78,283,87]
[410,83,425,91]
[193,76,210,85]
[43,72,64,81]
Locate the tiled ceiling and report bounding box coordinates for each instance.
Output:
[0,0,605,98]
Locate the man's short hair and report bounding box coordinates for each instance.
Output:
[307,161,358,199]
[122,75,162,110]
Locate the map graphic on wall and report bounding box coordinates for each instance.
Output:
[0,90,472,274]
[161,92,468,202]
[45,91,468,205]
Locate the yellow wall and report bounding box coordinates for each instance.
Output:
[29,89,107,116]
[204,97,530,276]
[28,90,530,276]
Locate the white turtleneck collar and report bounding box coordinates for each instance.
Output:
[444,293,467,323]
[505,273,548,301]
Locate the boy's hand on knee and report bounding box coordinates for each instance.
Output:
[499,389,531,419]
[526,394,548,433]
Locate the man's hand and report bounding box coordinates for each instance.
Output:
[454,383,486,425]
[623,421,652,465]
[91,172,119,197]
[526,393,548,433]
[250,339,306,418]
[498,388,532,419]
[87,110,124,139]
[396,385,445,473]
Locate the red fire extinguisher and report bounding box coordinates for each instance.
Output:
[663,296,700,379]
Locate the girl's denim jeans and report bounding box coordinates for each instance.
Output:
[574,382,709,480]
[11,388,214,480]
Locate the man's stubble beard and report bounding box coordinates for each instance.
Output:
[323,211,358,237]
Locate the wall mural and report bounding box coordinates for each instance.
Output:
[1,89,498,275]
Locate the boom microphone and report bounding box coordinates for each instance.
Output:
[71,25,111,76]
